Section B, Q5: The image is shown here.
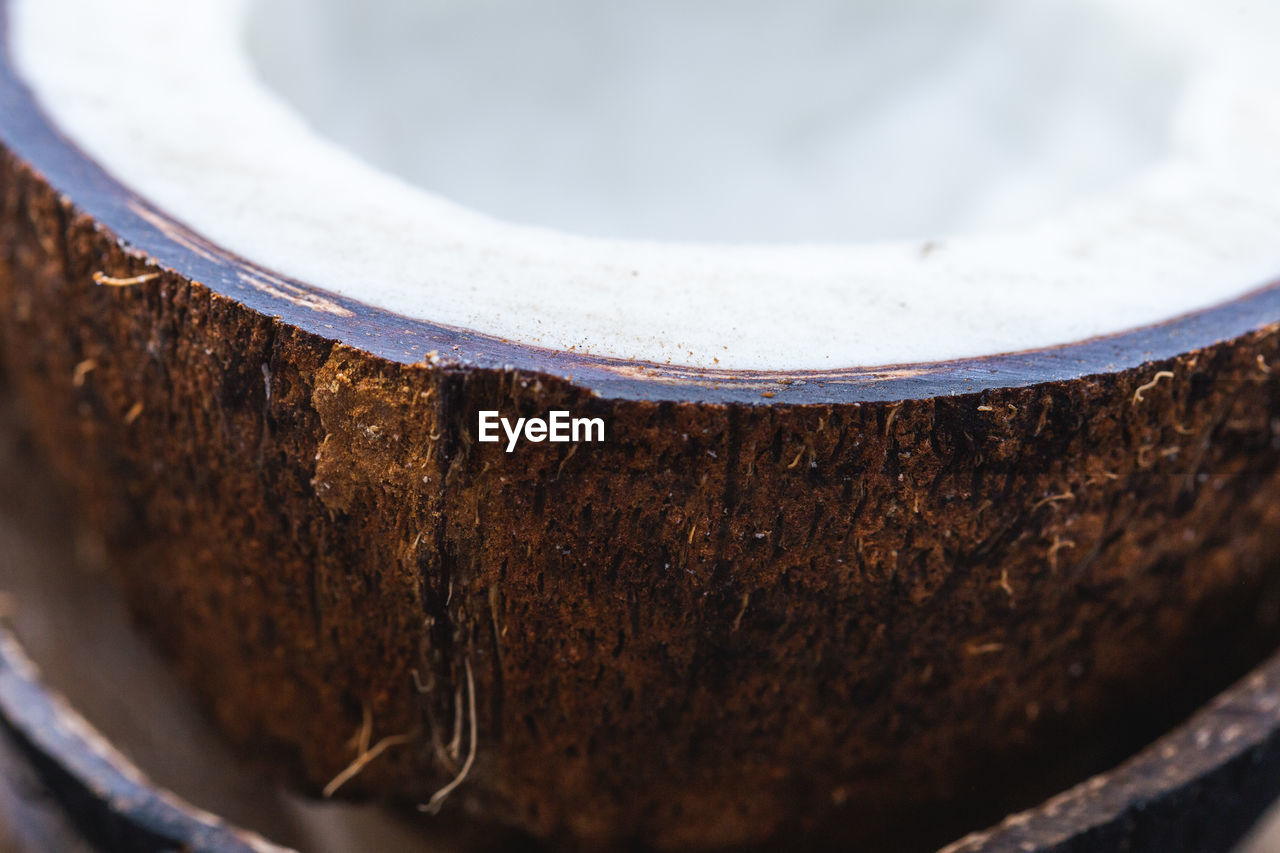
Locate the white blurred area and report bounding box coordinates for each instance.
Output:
[248,0,1179,243]
[1242,807,1280,852]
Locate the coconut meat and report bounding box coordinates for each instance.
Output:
[10,0,1280,370]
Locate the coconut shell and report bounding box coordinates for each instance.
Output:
[5,10,1280,850]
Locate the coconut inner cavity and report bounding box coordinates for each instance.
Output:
[249,0,1177,244]
[11,0,1280,369]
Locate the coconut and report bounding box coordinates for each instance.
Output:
[3,0,1280,849]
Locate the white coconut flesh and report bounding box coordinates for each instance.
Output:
[11,0,1280,370]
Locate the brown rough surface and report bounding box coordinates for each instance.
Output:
[5,143,1280,852]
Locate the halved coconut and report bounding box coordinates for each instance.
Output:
[4,0,1280,849]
